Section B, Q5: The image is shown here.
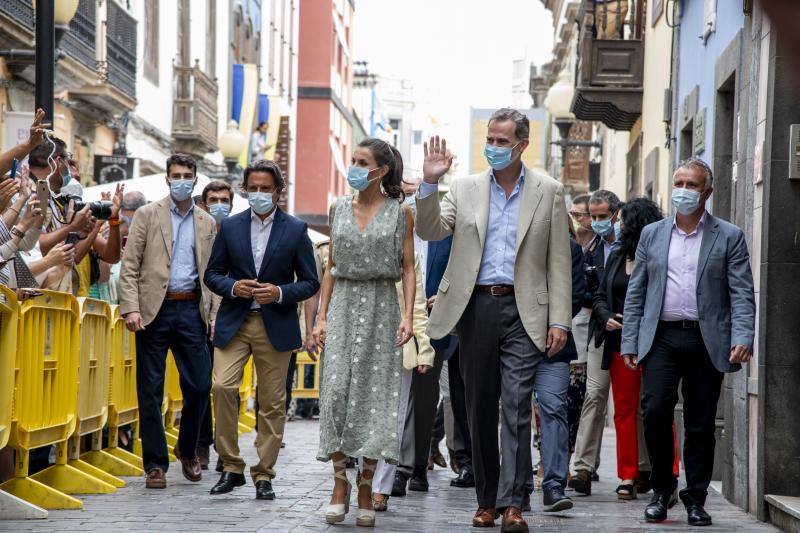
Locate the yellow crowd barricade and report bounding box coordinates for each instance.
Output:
[164,352,183,453]
[238,357,256,434]
[67,299,136,487]
[105,305,144,471]
[0,287,48,519]
[0,291,85,510]
[292,351,320,400]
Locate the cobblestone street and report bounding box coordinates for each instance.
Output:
[0,421,779,532]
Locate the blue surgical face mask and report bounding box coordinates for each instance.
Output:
[591,218,614,238]
[169,179,194,202]
[672,187,703,215]
[60,165,72,188]
[347,165,380,191]
[209,203,231,222]
[484,142,520,171]
[614,220,622,241]
[248,192,275,215]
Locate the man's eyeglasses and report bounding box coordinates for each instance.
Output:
[569,211,590,219]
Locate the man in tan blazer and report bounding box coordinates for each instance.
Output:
[415,108,573,531]
[119,154,218,489]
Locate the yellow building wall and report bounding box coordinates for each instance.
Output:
[640,2,674,212]
[600,127,629,199]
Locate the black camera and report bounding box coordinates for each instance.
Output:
[584,264,602,294]
[68,196,114,220]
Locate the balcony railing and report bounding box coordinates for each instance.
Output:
[572,0,645,131]
[172,63,219,156]
[0,0,34,30]
[61,0,97,74]
[105,0,137,99]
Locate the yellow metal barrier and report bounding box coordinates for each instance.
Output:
[164,352,183,450]
[238,357,255,433]
[67,299,138,486]
[0,291,86,509]
[292,352,320,399]
[0,286,17,454]
[105,305,144,472]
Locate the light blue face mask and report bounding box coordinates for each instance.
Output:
[347,166,380,191]
[209,203,231,222]
[61,165,72,188]
[169,179,194,202]
[614,220,622,241]
[248,192,275,215]
[591,218,615,238]
[672,187,703,215]
[484,142,520,171]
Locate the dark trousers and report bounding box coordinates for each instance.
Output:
[198,338,215,449]
[457,292,569,509]
[136,300,211,472]
[430,400,445,450]
[449,346,473,471]
[398,348,445,475]
[641,323,724,502]
[285,352,297,413]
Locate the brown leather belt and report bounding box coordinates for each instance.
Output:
[475,285,514,296]
[165,291,199,301]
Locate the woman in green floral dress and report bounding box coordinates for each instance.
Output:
[313,138,416,527]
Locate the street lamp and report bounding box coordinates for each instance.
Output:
[218,120,246,183]
[52,0,81,47]
[546,68,602,173]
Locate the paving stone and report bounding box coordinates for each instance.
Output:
[0,421,779,532]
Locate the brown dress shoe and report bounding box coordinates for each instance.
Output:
[447,448,459,474]
[472,507,497,528]
[174,449,202,482]
[428,447,447,470]
[145,468,167,489]
[501,507,529,533]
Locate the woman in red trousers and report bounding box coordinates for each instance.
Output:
[592,198,679,500]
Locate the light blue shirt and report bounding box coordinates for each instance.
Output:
[417,167,525,285]
[476,168,525,285]
[167,199,198,292]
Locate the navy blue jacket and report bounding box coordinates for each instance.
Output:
[425,236,457,355]
[549,238,586,363]
[581,234,607,308]
[204,208,320,352]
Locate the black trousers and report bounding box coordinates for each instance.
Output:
[135,300,211,472]
[448,346,473,471]
[640,323,724,502]
[399,348,445,475]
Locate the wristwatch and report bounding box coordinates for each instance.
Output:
[10,226,26,238]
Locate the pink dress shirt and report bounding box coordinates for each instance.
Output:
[660,213,706,321]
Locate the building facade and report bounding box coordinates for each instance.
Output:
[295,0,354,231]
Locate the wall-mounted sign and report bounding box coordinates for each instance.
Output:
[693,108,706,155]
[93,154,134,184]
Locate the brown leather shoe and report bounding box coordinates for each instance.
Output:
[472,507,497,528]
[448,447,459,474]
[145,468,167,489]
[501,507,529,533]
[174,449,202,482]
[428,447,447,470]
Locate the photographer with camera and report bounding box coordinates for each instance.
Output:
[28,137,122,294]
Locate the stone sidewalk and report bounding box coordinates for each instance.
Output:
[0,421,778,532]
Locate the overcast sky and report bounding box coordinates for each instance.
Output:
[353,0,555,164]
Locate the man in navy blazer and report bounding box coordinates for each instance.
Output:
[203,160,319,500]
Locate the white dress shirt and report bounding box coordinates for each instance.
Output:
[234,208,281,309]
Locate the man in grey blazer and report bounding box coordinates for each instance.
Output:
[621,158,755,527]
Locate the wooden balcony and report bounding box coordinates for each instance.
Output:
[172,62,219,157]
[0,0,137,113]
[572,0,644,131]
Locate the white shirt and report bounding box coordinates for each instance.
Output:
[234,208,281,309]
[660,213,706,321]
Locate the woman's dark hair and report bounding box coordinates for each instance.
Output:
[619,197,663,260]
[358,138,405,200]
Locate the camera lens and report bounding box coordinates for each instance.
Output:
[89,201,113,220]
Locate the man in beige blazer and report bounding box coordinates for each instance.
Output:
[119,154,218,489]
[415,109,573,531]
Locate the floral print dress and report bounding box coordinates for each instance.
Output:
[317,195,406,463]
